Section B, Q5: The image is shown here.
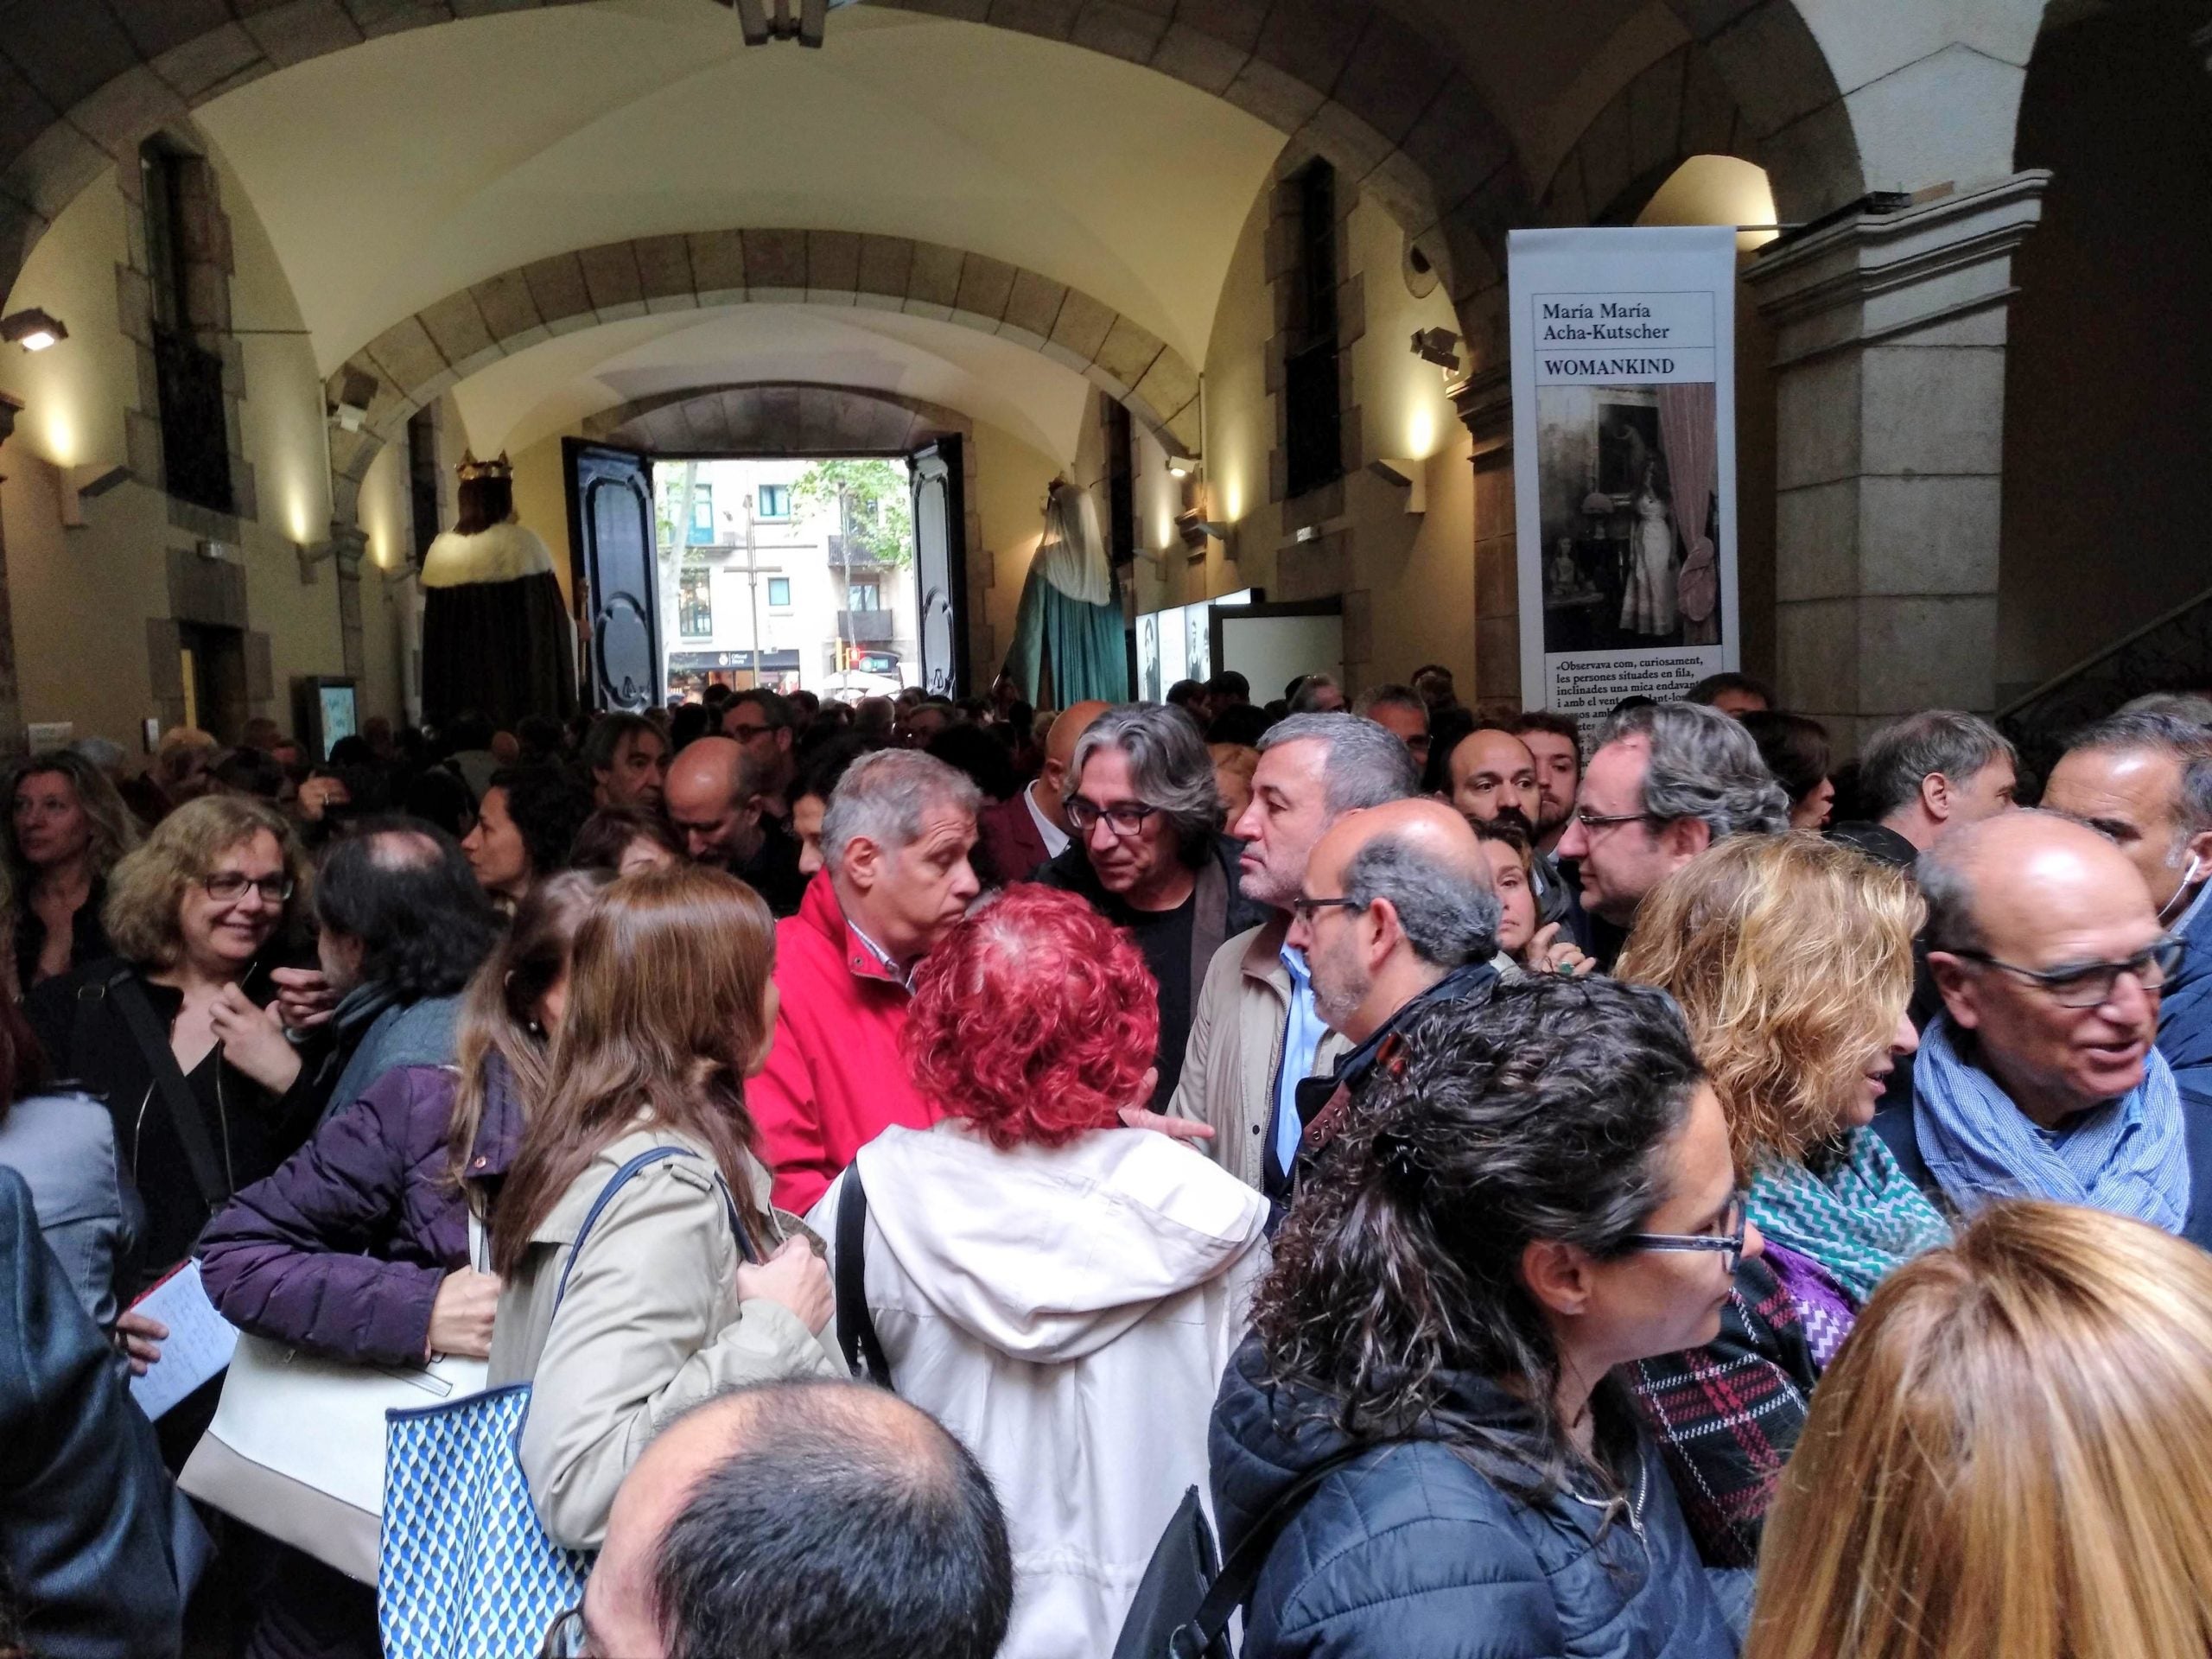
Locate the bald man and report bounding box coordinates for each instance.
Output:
[1873,809,2212,1250]
[664,736,804,915]
[575,1382,1012,1659]
[973,699,1111,887]
[1279,798,1503,1192]
[1446,725,1590,948]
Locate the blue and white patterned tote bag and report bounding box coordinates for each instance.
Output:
[378,1147,707,1659]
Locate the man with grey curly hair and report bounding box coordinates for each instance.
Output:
[1555,699,1789,935]
[1038,703,1270,1109]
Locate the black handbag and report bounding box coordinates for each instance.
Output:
[1112,1442,1384,1659]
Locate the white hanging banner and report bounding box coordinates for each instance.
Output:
[1508,226,1738,717]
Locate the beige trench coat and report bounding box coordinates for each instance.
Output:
[488,1122,841,1551]
[1167,918,1351,1192]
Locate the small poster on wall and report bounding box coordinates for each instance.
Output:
[1508,226,1738,717]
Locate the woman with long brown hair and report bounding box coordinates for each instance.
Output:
[486,864,836,1552]
[1748,1200,2212,1659]
[195,870,605,1659]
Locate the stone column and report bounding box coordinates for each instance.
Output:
[333,529,367,680]
[1451,363,1519,714]
[1745,171,2049,753]
[0,394,25,756]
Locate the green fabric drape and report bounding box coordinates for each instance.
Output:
[1006,563,1128,706]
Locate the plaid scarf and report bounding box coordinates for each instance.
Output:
[1748,1129,1951,1307]
[1915,1014,2190,1234]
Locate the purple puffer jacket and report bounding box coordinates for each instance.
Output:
[195,1059,524,1368]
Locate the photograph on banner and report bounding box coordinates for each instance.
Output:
[1509,227,1738,718]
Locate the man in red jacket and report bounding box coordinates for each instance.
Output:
[751,748,984,1211]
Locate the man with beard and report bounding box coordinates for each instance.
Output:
[1444,725,1584,948]
[1282,799,1500,1188]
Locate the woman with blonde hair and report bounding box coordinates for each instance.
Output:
[27,795,314,1290]
[5,748,142,992]
[487,863,838,1551]
[1748,1200,2212,1659]
[1615,832,1948,1567]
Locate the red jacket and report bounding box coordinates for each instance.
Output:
[750,870,942,1211]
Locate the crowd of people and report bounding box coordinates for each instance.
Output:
[7,662,2212,1659]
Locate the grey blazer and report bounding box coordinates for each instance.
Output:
[0,1093,139,1326]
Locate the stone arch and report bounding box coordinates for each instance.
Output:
[1646,0,1865,222]
[582,381,970,455]
[0,0,1544,363]
[319,227,1198,537]
[1537,44,1751,227]
[582,380,995,671]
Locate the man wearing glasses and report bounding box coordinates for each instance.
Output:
[1038,705,1269,1110]
[1878,809,2212,1250]
[1281,799,1502,1184]
[1553,702,1789,957]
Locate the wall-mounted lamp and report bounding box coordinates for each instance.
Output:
[1166,453,1199,480]
[1409,327,1460,376]
[3,308,67,353]
[327,367,378,433]
[58,461,130,528]
[1369,456,1427,515]
[1173,507,1231,555]
[734,0,837,48]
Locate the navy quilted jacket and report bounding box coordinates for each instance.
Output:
[1211,1338,1738,1659]
[196,1062,520,1367]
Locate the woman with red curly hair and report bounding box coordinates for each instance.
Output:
[810,883,1268,1659]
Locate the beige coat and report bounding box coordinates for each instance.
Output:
[488,1123,841,1551]
[1167,918,1351,1191]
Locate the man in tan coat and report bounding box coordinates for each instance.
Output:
[1167,714,1417,1198]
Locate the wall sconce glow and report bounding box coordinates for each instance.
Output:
[2,308,67,352]
[289,497,313,545]
[44,410,75,467]
[1407,404,1437,461]
[1222,475,1243,523]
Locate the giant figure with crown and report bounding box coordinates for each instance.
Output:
[420,451,577,730]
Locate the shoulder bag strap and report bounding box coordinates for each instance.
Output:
[834,1162,892,1389]
[551,1147,758,1311]
[107,972,229,1213]
[1173,1442,1391,1656]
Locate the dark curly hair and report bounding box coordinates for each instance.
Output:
[489,765,593,880]
[316,817,503,1001]
[902,885,1157,1149]
[1252,976,1703,1501]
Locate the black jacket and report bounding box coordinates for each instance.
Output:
[1037,833,1268,1105]
[1211,1338,1738,1658]
[26,957,317,1288]
[0,1166,207,1658]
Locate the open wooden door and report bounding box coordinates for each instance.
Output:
[564,439,661,711]
[909,435,969,697]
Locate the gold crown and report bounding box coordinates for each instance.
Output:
[456,449,512,482]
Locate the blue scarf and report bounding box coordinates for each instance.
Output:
[1914,1014,2191,1234]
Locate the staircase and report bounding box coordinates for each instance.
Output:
[1998,583,2212,784]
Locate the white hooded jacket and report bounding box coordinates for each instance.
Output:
[810,1118,1269,1659]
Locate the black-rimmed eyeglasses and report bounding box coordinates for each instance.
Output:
[202,872,295,906]
[1625,1192,1750,1274]
[1066,798,1162,836]
[1948,936,2183,1009]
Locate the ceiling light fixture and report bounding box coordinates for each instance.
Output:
[3,308,67,352]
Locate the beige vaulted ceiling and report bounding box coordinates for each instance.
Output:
[187,0,1291,461]
[173,0,1701,464]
